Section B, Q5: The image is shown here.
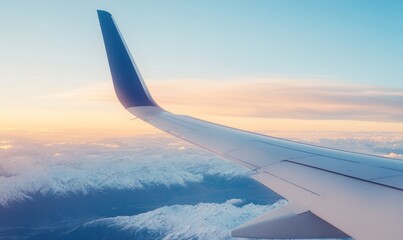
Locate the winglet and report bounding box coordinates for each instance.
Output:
[97,10,157,108]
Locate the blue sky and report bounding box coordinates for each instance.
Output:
[1,1,402,87]
[0,1,402,138]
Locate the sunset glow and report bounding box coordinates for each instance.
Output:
[1,78,402,141]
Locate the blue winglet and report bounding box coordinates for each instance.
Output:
[97,10,156,108]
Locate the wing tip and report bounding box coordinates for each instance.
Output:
[97,10,158,109]
[97,10,111,16]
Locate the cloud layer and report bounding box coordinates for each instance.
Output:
[153,79,403,121]
[0,133,400,239]
[1,131,401,208]
[53,78,403,122]
[84,199,287,240]
[269,131,403,160]
[0,136,247,207]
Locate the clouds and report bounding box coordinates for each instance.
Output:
[278,131,403,160]
[1,131,401,208]
[84,199,287,240]
[0,136,248,207]
[151,79,403,122]
[52,78,403,122]
[0,133,401,239]
[5,77,401,139]
[0,135,281,240]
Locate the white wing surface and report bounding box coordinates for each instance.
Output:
[97,10,403,240]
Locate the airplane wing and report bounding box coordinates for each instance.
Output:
[97,10,403,239]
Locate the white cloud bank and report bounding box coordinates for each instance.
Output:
[0,136,247,207]
[85,199,287,240]
[0,131,401,208]
[276,131,403,160]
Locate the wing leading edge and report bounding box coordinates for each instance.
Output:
[97,10,403,240]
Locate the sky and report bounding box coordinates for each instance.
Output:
[1,3,402,239]
[0,0,402,140]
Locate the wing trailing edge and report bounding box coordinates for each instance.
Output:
[231,204,350,239]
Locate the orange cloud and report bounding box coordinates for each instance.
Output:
[48,77,403,122]
[2,77,402,140]
[149,79,403,122]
